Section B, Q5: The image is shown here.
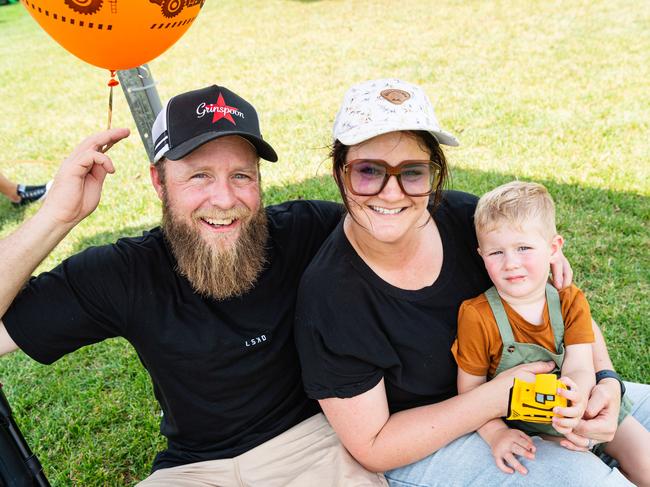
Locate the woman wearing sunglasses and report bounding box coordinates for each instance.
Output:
[295,79,650,486]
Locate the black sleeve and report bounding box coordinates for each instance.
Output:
[267,199,344,269]
[284,200,343,239]
[3,243,133,365]
[306,200,344,234]
[295,233,392,400]
[295,275,384,399]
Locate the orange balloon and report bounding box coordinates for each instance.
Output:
[21,0,205,70]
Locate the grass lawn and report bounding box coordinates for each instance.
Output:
[1,0,648,484]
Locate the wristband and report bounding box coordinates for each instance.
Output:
[595,369,625,397]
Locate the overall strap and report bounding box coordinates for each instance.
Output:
[485,286,516,345]
[545,283,565,352]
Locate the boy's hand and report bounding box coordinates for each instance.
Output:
[551,376,587,435]
[484,426,535,475]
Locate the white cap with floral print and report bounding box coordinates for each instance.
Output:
[333,78,459,147]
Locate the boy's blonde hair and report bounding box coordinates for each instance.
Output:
[474,181,557,240]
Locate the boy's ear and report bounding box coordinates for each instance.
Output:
[477,247,483,256]
[549,234,565,261]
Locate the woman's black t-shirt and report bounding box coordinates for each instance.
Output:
[295,191,491,413]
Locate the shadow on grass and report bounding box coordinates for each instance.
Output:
[264,173,341,204]
[263,167,649,228]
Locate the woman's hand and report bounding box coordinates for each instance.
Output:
[550,246,573,289]
[491,361,556,416]
[495,361,557,383]
[556,378,621,451]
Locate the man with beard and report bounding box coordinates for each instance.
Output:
[0,85,386,486]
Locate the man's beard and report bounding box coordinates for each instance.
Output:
[161,195,269,301]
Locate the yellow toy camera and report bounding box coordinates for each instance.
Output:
[506,373,568,424]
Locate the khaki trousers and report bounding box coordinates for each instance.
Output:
[137,413,387,487]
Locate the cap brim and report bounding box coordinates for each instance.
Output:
[432,130,459,147]
[165,131,278,162]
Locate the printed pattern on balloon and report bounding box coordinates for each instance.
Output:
[64,0,105,15]
[150,0,206,18]
[63,0,205,18]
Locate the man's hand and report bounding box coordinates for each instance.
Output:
[40,128,130,226]
[557,379,620,451]
[483,426,535,475]
[551,376,587,435]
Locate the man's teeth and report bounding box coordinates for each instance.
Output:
[370,206,403,215]
[203,217,235,226]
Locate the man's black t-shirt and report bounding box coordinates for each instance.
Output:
[4,200,342,471]
[295,191,492,413]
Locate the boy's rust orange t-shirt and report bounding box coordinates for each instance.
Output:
[452,284,595,378]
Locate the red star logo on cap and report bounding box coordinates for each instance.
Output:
[206,93,238,125]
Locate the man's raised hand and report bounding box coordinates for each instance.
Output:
[41,128,130,226]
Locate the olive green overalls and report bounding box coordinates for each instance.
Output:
[486,283,632,443]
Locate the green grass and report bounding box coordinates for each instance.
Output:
[1,0,648,484]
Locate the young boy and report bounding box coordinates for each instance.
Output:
[452,181,649,485]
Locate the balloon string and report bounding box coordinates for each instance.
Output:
[108,85,114,129]
[107,70,119,130]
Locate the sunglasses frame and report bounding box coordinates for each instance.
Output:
[343,159,442,197]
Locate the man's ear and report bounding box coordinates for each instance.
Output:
[550,234,565,261]
[150,164,164,201]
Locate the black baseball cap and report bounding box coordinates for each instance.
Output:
[152,85,278,163]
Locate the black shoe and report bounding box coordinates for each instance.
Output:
[12,181,51,207]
